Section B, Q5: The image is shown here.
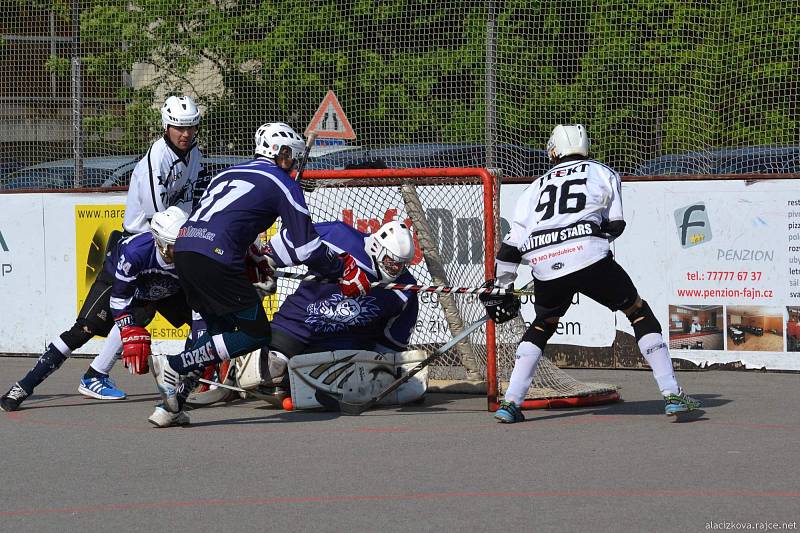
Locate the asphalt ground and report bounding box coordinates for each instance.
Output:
[0,356,797,533]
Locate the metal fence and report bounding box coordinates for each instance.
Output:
[2,0,799,189]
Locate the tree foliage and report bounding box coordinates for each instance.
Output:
[67,0,800,172]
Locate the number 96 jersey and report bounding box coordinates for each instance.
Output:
[502,159,624,281]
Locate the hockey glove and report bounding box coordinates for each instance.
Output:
[339,253,370,298]
[600,219,626,240]
[245,242,277,296]
[117,317,151,375]
[478,279,521,324]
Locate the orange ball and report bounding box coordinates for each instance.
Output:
[282,396,293,411]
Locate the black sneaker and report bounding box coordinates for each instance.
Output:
[1,383,29,412]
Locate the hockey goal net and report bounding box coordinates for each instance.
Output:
[284,167,619,411]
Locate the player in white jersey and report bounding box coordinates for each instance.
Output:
[123,95,206,233]
[75,96,207,401]
[480,124,701,423]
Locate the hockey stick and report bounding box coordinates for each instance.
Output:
[294,131,317,191]
[317,315,489,415]
[195,377,285,404]
[271,270,533,296]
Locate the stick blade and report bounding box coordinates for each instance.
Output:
[314,390,374,415]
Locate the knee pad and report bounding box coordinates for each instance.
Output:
[521,318,558,350]
[626,299,662,340]
[59,323,95,351]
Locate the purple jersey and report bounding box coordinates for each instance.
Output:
[103,232,182,320]
[174,158,342,277]
[268,221,419,351]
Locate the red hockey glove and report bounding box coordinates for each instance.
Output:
[245,242,277,296]
[118,321,151,375]
[338,253,370,298]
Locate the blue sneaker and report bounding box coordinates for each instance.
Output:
[494,400,525,423]
[664,389,701,416]
[78,375,127,400]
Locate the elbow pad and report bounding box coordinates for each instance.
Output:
[495,243,521,288]
[601,220,626,238]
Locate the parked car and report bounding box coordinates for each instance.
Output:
[0,155,140,190]
[0,154,252,190]
[634,146,800,176]
[306,143,549,177]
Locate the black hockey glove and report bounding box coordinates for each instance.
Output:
[478,279,521,324]
[600,219,626,239]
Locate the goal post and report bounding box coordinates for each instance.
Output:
[297,167,620,411]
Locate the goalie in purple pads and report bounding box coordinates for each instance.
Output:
[253,219,419,401]
[480,124,701,423]
[0,208,193,419]
[148,122,372,415]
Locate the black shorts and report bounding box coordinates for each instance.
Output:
[134,291,193,329]
[533,253,639,320]
[77,269,191,334]
[174,251,261,317]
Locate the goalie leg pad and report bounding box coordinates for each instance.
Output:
[521,317,558,350]
[288,350,428,410]
[625,299,662,341]
[234,349,288,390]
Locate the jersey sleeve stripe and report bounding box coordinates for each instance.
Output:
[293,236,324,262]
[146,144,159,212]
[110,296,133,311]
[215,168,311,216]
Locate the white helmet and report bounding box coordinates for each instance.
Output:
[150,206,188,254]
[364,220,415,282]
[161,95,201,130]
[546,124,590,162]
[254,122,306,161]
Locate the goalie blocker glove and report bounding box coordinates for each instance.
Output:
[478,279,521,324]
[116,315,152,375]
[339,253,370,298]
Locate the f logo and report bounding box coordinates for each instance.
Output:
[674,203,712,248]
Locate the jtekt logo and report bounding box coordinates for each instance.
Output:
[674,202,712,248]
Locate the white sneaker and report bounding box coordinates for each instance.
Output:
[148,404,190,428]
[149,354,182,413]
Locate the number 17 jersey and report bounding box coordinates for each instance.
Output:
[503,159,624,281]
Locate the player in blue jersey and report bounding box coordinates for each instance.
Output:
[148,122,371,414]
[0,208,193,416]
[252,219,418,401]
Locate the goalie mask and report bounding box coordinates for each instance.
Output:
[150,206,188,259]
[161,96,201,130]
[364,220,415,283]
[254,122,306,165]
[546,124,590,162]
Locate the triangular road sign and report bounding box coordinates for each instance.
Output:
[305,90,356,140]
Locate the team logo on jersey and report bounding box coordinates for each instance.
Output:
[305,294,380,333]
[674,202,712,248]
[138,274,180,301]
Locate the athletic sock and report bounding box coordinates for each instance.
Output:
[503,341,543,405]
[638,332,680,396]
[89,325,122,375]
[18,344,69,394]
[167,333,223,376]
[83,366,105,380]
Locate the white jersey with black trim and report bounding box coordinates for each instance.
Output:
[499,158,623,282]
[123,137,204,234]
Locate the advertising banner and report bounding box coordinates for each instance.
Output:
[1,180,799,370]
